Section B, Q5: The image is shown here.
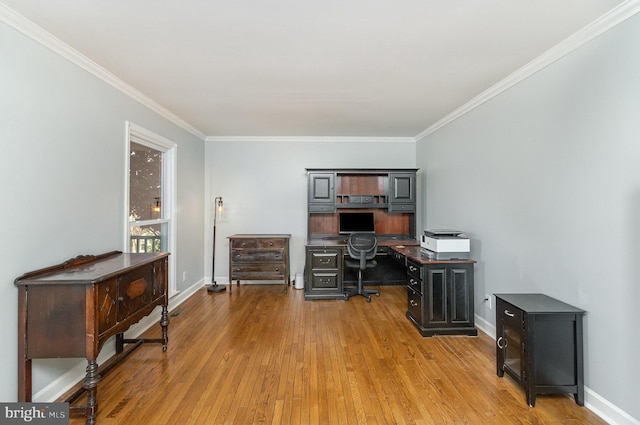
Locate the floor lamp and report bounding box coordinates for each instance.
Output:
[207,196,226,293]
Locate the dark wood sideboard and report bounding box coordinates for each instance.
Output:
[15,251,170,425]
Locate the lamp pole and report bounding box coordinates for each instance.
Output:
[207,196,226,293]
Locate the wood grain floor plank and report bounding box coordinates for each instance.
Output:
[63,285,606,425]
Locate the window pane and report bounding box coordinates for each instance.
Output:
[129,142,163,222]
[130,223,167,253]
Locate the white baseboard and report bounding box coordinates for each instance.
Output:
[33,278,205,402]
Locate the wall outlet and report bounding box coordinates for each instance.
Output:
[182,271,187,282]
[484,294,492,310]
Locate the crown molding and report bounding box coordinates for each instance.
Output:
[0,3,207,141]
[205,136,416,143]
[415,0,640,142]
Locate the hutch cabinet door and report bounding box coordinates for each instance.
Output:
[308,172,336,212]
[389,173,415,203]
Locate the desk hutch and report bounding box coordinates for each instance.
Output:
[304,168,418,300]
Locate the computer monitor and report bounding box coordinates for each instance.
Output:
[338,212,375,234]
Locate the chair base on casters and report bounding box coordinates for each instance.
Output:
[344,272,380,302]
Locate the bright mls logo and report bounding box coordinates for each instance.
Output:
[0,403,68,425]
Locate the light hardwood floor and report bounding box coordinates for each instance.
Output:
[66,285,606,424]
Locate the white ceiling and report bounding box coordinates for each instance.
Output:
[1,0,625,138]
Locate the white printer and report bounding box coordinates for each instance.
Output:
[420,229,470,260]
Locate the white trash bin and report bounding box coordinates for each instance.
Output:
[294,273,304,289]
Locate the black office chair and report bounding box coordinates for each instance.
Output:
[344,232,380,302]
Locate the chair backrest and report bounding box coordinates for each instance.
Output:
[347,232,378,265]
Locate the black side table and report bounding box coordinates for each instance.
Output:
[494,293,585,407]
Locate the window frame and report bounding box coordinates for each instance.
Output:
[124,121,177,296]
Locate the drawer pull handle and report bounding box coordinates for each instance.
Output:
[320,259,330,264]
[269,242,274,246]
[409,278,418,285]
[275,268,280,272]
[504,310,515,317]
[496,337,507,349]
[409,265,417,272]
[410,300,418,307]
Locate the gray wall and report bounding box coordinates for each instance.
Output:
[205,139,417,282]
[0,22,205,400]
[417,14,640,422]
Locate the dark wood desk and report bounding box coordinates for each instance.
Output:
[15,251,170,425]
[390,246,477,336]
[304,237,418,300]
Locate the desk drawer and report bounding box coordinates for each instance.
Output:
[408,276,422,294]
[310,252,339,269]
[407,286,422,323]
[310,272,340,289]
[392,250,406,265]
[407,259,422,280]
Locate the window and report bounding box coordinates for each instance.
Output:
[125,122,177,294]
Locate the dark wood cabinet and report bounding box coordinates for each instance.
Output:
[495,293,585,407]
[228,234,290,293]
[388,172,416,212]
[304,245,344,300]
[308,172,336,212]
[392,246,477,337]
[15,251,169,425]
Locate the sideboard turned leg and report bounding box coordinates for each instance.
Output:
[84,360,100,425]
[160,306,170,352]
